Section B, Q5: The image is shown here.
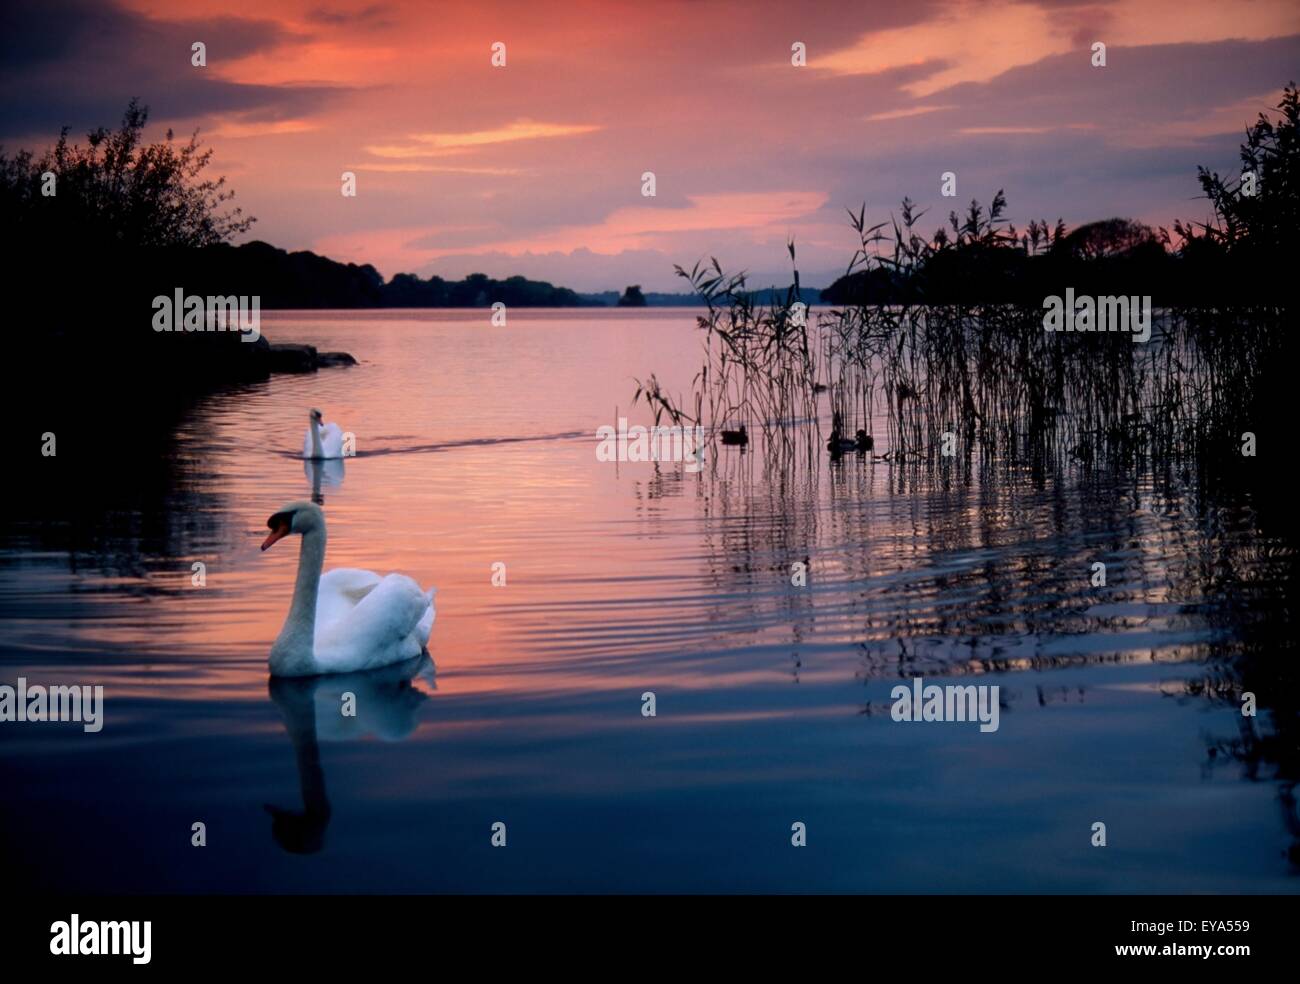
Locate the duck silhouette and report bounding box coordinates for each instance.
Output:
[827,413,873,455]
[720,424,748,446]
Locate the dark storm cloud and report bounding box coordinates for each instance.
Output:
[306,4,397,29]
[802,33,1300,236]
[944,34,1300,129]
[0,0,349,141]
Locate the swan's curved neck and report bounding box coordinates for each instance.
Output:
[271,527,327,674]
[309,420,323,459]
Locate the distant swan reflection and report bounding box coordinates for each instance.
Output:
[304,457,345,505]
[265,654,434,854]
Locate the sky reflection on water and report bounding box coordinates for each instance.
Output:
[2,310,1296,892]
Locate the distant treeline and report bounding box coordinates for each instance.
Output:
[580,286,824,307]
[168,240,591,308]
[154,245,826,308]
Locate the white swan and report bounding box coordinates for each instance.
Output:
[303,408,345,459]
[261,501,436,677]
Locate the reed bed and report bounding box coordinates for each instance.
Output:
[637,200,1287,475]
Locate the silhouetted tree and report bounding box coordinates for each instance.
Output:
[0,98,253,251]
[1176,82,1298,261]
[1059,218,1160,261]
[618,284,647,306]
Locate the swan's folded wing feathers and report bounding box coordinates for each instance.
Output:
[321,422,345,458]
[415,586,436,644]
[314,573,431,673]
[319,568,382,600]
[316,568,382,634]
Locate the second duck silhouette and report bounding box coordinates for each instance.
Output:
[827,412,873,456]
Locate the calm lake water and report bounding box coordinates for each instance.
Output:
[3,308,1297,893]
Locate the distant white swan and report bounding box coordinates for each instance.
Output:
[261,501,436,676]
[303,408,345,459]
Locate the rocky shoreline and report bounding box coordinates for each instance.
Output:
[261,341,358,373]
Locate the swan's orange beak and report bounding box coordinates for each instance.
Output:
[261,522,290,551]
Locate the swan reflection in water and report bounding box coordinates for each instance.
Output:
[265,653,434,854]
[304,457,345,505]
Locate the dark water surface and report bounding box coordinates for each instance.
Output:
[2,309,1296,892]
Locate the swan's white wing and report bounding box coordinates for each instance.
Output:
[303,422,345,459]
[321,422,345,458]
[314,572,433,674]
[316,568,382,634]
[319,567,382,600]
[415,586,437,643]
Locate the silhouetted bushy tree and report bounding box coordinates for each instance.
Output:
[1059,218,1160,261]
[0,98,254,251]
[1176,82,1298,261]
[618,284,647,306]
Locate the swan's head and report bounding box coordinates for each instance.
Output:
[261,500,324,551]
[309,408,324,425]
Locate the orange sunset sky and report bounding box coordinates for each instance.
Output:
[3,0,1298,289]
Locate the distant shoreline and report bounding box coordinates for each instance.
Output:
[254,301,832,312]
[142,239,826,309]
